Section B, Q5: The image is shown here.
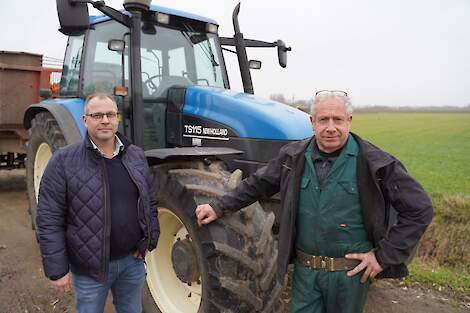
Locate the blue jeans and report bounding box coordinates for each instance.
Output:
[72,254,146,313]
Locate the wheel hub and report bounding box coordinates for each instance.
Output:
[171,238,200,284]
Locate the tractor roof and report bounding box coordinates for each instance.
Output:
[89,4,218,25]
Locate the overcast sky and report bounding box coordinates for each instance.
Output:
[1,0,469,107]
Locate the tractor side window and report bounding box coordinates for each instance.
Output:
[82,21,129,97]
[60,35,84,96]
[141,48,163,97]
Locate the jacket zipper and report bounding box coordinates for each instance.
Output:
[122,157,152,251]
[101,157,110,282]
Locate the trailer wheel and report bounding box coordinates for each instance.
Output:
[26,112,66,230]
[143,161,285,313]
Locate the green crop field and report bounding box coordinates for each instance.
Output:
[351,112,470,295]
[351,112,470,197]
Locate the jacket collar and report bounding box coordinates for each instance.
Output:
[285,132,394,172]
[351,132,395,173]
[284,137,313,157]
[84,131,133,153]
[310,134,358,159]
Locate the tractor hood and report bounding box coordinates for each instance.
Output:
[183,86,313,141]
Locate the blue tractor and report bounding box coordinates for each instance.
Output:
[24,1,313,312]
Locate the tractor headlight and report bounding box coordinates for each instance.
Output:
[155,12,170,24]
[206,23,218,34]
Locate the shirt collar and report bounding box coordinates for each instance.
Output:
[343,134,358,157]
[311,141,325,162]
[90,135,124,158]
[311,134,357,161]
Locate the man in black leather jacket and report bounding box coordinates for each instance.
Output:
[195,90,432,313]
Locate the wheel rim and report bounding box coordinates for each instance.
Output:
[146,208,202,313]
[34,143,52,202]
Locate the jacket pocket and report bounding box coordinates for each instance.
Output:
[300,177,310,189]
[338,181,358,194]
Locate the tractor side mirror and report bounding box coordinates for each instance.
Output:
[40,89,53,99]
[108,39,127,88]
[108,39,126,52]
[277,40,291,68]
[249,60,262,70]
[56,0,90,36]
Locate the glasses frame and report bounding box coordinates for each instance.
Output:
[314,90,348,97]
[85,111,120,121]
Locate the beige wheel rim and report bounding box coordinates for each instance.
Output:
[34,143,52,202]
[146,208,202,313]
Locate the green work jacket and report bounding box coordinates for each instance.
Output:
[213,133,433,284]
[296,136,373,257]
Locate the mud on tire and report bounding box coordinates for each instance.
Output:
[143,160,285,313]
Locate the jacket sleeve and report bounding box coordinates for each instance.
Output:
[375,159,433,267]
[144,154,160,253]
[211,148,286,218]
[36,151,70,279]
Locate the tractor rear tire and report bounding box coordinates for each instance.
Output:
[25,112,66,230]
[142,160,285,313]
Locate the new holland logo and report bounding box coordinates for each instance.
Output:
[183,125,229,141]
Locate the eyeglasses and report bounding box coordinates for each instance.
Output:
[85,112,119,121]
[315,90,348,97]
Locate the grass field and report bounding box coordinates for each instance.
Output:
[351,112,470,197]
[351,112,470,295]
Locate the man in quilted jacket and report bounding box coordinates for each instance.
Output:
[36,93,160,313]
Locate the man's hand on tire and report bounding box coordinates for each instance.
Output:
[195,204,218,226]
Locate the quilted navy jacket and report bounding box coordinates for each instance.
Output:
[36,133,159,282]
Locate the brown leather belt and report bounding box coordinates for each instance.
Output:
[296,249,360,272]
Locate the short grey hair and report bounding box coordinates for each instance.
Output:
[83,93,117,115]
[310,91,353,117]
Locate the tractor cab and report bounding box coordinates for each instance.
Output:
[60,5,229,149]
[56,0,295,153]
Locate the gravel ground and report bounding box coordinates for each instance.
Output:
[0,169,468,313]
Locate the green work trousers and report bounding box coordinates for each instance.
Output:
[291,262,370,313]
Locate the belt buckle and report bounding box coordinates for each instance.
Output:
[320,256,335,271]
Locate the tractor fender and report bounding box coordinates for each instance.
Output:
[145,146,243,162]
[24,103,82,145]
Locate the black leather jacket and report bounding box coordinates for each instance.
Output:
[212,133,433,283]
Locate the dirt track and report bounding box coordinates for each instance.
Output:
[0,169,468,313]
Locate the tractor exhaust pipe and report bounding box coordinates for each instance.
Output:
[232,3,254,95]
[123,0,151,147]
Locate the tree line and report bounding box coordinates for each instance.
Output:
[269,94,470,113]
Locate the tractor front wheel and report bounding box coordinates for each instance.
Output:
[25,112,66,230]
[142,160,285,313]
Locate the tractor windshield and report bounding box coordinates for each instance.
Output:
[141,23,227,97]
[81,19,227,98]
[79,18,229,149]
